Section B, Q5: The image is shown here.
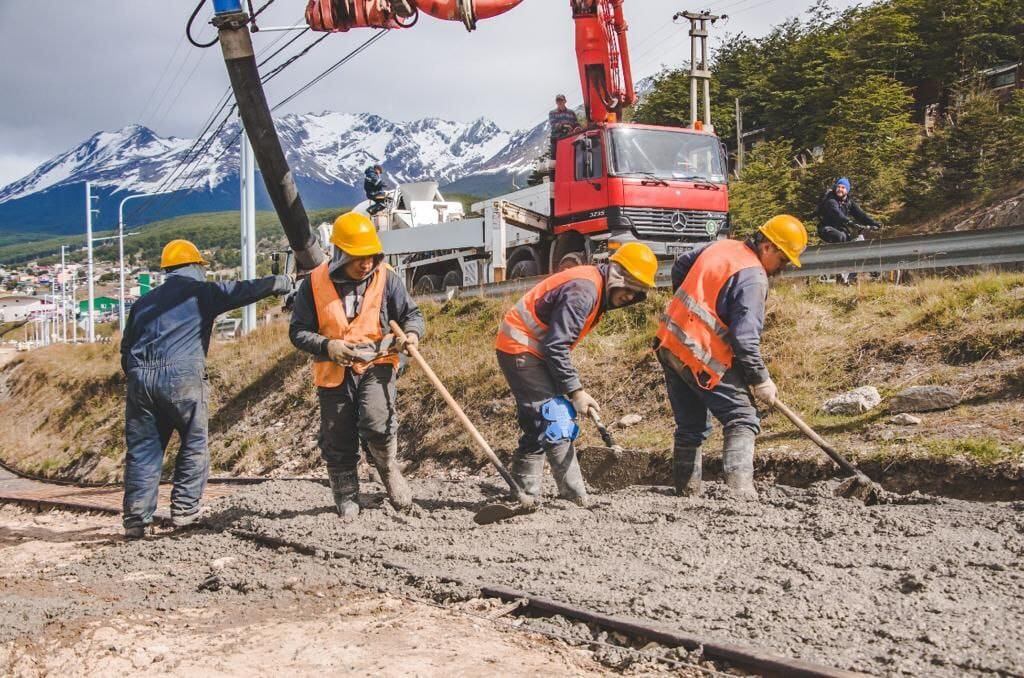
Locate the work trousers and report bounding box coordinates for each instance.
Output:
[496,350,573,460]
[657,349,760,448]
[123,362,209,528]
[818,226,851,244]
[318,363,397,473]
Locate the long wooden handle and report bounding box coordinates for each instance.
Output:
[389,321,529,502]
[772,398,861,477]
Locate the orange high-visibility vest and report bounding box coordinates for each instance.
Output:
[495,266,605,358]
[311,262,399,388]
[655,239,764,390]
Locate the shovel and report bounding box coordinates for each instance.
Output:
[771,397,885,503]
[388,322,536,524]
[586,408,623,455]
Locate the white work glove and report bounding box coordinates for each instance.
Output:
[396,331,419,355]
[750,379,778,406]
[570,389,600,417]
[327,339,359,366]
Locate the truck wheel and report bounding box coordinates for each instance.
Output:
[509,259,539,279]
[413,274,442,294]
[442,270,463,289]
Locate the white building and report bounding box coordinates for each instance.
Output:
[0,295,49,322]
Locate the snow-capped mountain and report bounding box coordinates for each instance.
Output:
[0,112,547,236]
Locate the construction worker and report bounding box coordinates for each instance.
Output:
[363,164,389,216]
[548,94,582,160]
[495,243,657,505]
[289,212,424,517]
[655,216,808,501]
[120,240,292,539]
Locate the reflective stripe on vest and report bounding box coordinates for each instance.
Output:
[311,263,399,388]
[655,240,764,390]
[494,266,605,358]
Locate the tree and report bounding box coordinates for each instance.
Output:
[814,75,918,218]
[728,140,801,237]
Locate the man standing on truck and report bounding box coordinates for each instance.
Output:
[548,94,581,160]
[364,164,389,216]
[655,216,808,501]
[289,212,424,518]
[495,243,658,506]
[121,239,292,539]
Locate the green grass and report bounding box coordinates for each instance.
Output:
[924,437,1024,465]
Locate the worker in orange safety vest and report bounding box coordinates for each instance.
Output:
[654,215,808,500]
[495,242,658,505]
[289,212,424,517]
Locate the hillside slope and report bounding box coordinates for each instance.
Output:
[1,273,1021,497]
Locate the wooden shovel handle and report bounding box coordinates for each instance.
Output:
[772,397,861,477]
[389,321,531,505]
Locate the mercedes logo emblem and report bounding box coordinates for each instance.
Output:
[670,212,687,231]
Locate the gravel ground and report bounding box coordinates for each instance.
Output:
[206,476,1024,677]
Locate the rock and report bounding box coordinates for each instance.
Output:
[821,386,882,415]
[888,386,961,413]
[616,414,643,428]
[889,413,922,426]
[210,556,236,571]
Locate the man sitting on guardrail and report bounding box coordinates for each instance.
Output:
[817,177,880,283]
[120,240,292,540]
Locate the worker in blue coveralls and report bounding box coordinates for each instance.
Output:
[119,239,291,539]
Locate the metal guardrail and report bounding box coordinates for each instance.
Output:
[416,226,1024,303]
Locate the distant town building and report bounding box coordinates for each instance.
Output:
[78,296,119,315]
[0,295,49,322]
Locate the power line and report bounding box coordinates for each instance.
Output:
[137,36,189,123]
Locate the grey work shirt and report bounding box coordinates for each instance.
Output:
[669,242,770,386]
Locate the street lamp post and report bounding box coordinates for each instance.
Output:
[118,191,171,331]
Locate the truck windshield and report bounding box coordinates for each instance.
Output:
[609,128,726,183]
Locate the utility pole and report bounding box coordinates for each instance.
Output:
[60,245,68,342]
[674,10,720,129]
[85,181,99,343]
[239,119,257,334]
[734,97,744,175]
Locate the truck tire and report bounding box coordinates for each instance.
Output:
[442,270,463,289]
[509,259,539,279]
[413,274,442,294]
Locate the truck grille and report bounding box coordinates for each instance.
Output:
[622,207,727,239]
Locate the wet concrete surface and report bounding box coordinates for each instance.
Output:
[204,476,1024,677]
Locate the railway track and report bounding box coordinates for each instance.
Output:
[0,464,869,677]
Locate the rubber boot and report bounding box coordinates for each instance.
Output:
[366,438,413,510]
[673,445,702,497]
[722,428,758,500]
[545,442,589,506]
[327,469,361,518]
[510,454,544,500]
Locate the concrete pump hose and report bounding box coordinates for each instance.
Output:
[414,0,524,28]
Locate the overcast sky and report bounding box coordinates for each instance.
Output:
[0,0,860,186]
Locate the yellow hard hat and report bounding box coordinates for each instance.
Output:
[332,212,383,257]
[160,239,206,270]
[759,215,808,267]
[609,242,658,288]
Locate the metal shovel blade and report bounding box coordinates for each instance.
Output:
[835,473,887,505]
[473,501,537,525]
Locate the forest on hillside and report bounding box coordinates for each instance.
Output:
[634,0,1024,236]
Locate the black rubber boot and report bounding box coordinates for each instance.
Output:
[722,428,758,500]
[672,445,702,497]
[545,442,589,506]
[510,454,544,500]
[367,439,413,510]
[328,469,360,518]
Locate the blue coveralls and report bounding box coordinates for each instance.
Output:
[120,265,290,528]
